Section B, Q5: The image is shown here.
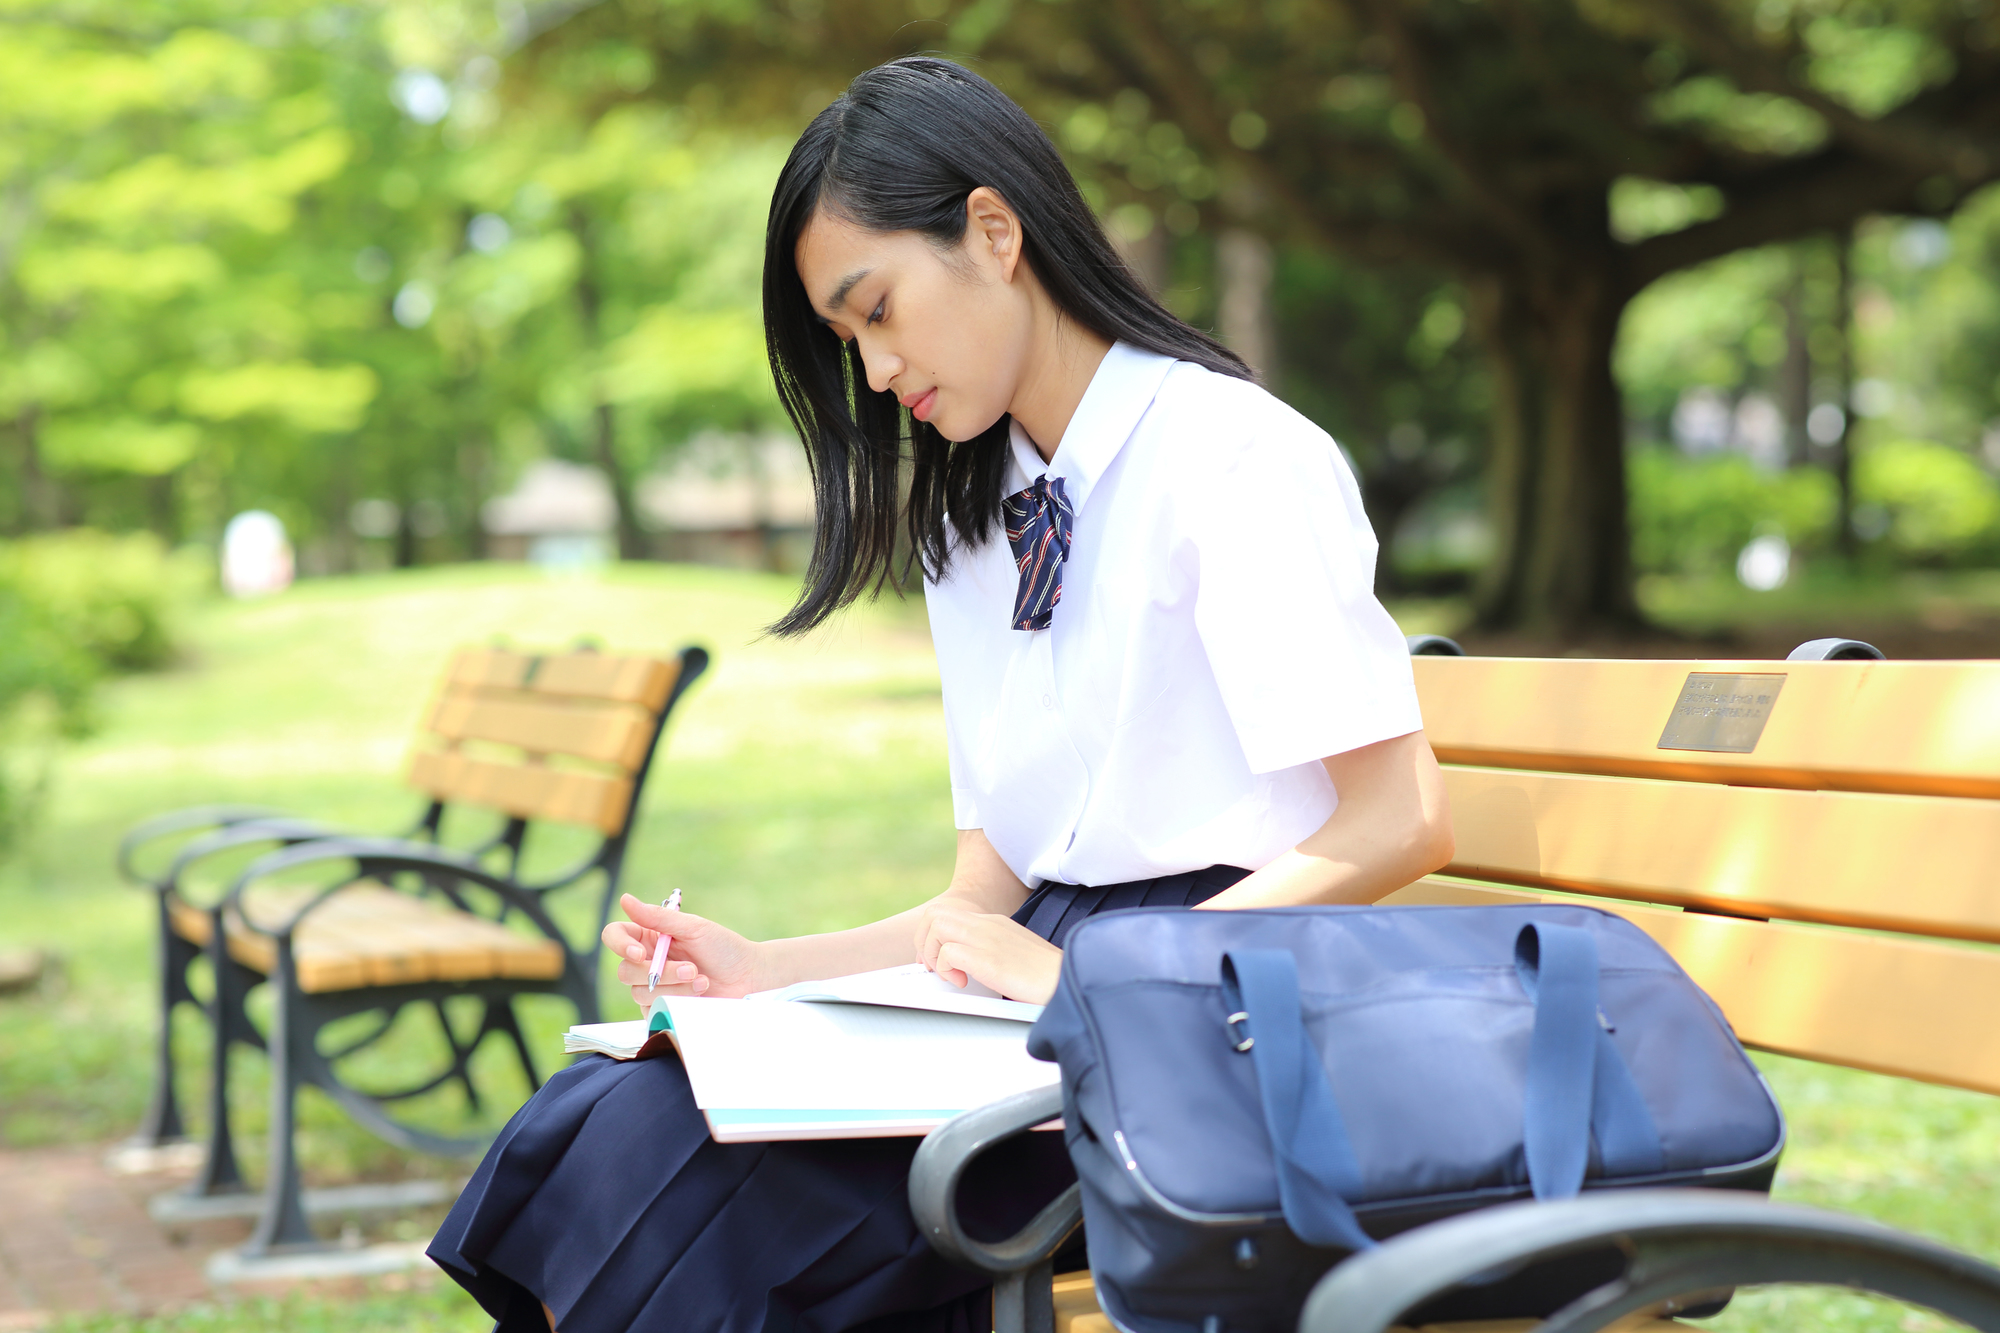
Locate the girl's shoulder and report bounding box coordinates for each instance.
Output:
[1147,360,1342,472]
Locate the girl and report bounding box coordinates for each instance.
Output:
[429,55,1453,1333]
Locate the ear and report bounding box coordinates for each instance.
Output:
[964,186,1024,282]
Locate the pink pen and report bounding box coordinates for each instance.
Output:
[646,889,683,992]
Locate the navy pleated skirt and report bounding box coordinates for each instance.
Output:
[427,865,1249,1333]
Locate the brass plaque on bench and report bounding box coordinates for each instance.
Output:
[1657,672,1787,753]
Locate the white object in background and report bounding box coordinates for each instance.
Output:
[220,510,294,598]
[1737,533,1791,592]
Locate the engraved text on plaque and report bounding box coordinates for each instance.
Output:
[1656,672,1787,754]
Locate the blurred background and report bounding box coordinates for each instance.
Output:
[4,1,2000,1329]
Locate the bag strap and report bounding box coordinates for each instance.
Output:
[1514,922,1666,1198]
[1221,949,1376,1251]
[1222,922,1668,1248]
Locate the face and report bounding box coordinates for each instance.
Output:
[794,189,1034,443]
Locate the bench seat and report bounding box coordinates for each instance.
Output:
[165,885,566,994]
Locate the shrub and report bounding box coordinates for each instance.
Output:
[1854,438,2000,564]
[0,529,199,673]
[0,530,199,851]
[1627,447,1838,576]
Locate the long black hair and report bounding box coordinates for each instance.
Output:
[763,55,1251,636]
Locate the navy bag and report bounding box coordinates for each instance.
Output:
[1025,904,1785,1333]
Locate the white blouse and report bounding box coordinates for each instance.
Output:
[922,342,1423,889]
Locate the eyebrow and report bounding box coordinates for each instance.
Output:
[822,267,872,313]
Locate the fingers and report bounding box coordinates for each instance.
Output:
[932,942,971,990]
[621,892,697,934]
[916,904,968,974]
[615,956,701,989]
[628,978,706,1010]
[602,921,655,957]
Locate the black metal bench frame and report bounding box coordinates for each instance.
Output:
[118,645,707,1254]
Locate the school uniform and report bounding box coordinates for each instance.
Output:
[427,343,1421,1332]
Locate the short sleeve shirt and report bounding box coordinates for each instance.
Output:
[922,342,1423,889]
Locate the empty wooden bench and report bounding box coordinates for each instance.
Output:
[120,643,706,1255]
[917,640,2000,1332]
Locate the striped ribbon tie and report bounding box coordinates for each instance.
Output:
[1002,474,1074,632]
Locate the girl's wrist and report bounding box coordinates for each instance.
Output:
[744,937,802,993]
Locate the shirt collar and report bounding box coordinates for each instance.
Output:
[1005,341,1177,511]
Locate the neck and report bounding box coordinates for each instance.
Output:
[1007,297,1112,465]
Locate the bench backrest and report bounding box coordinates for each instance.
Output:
[405,647,691,842]
[1386,655,2000,1097]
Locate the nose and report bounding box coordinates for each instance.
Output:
[856,338,901,396]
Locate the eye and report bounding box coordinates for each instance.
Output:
[865,299,885,327]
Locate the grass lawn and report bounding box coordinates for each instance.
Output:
[1,563,1995,1331]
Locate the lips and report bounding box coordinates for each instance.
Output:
[903,388,938,423]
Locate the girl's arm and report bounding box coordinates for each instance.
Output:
[914,730,1455,1004]
[1194,729,1455,909]
[603,829,1030,1004]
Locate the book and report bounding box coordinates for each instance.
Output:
[562,964,1059,1142]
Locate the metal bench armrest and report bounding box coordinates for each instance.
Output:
[222,837,573,953]
[155,818,342,904]
[1301,1188,2000,1333]
[118,804,294,884]
[909,1084,1079,1333]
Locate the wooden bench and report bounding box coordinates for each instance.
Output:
[119,644,706,1255]
[914,639,2000,1332]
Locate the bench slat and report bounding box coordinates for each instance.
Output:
[446,648,680,709]
[1441,767,2000,942]
[171,885,564,993]
[424,693,654,771]
[407,750,635,835]
[1386,878,2000,1097]
[1416,657,2000,798]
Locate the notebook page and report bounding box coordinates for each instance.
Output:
[664,995,1058,1113]
[563,1019,653,1059]
[748,963,1045,1024]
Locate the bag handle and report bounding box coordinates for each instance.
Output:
[1514,922,1666,1198]
[1221,922,1665,1249]
[1221,948,1376,1251]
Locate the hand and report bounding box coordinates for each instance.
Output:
[914,904,1063,1005]
[603,894,768,1011]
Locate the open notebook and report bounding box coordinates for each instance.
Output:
[563,964,1058,1142]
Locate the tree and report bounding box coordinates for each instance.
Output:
[519,0,2000,631]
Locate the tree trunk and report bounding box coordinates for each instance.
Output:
[590,400,647,561]
[393,490,418,569]
[16,404,61,532]
[1470,263,1641,635]
[571,205,648,562]
[1779,257,1812,468]
[1831,226,1857,559]
[1217,229,1277,381]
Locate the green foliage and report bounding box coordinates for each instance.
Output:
[49,1282,488,1332]
[0,530,197,851]
[1628,448,1838,575]
[1850,187,2000,452]
[1856,439,2000,563]
[0,584,92,851]
[0,2,785,569]
[0,531,199,674]
[0,587,93,733]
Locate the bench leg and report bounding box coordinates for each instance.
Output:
[132,903,201,1147]
[244,974,321,1255]
[994,1259,1055,1333]
[485,997,540,1093]
[189,928,264,1196]
[431,999,483,1114]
